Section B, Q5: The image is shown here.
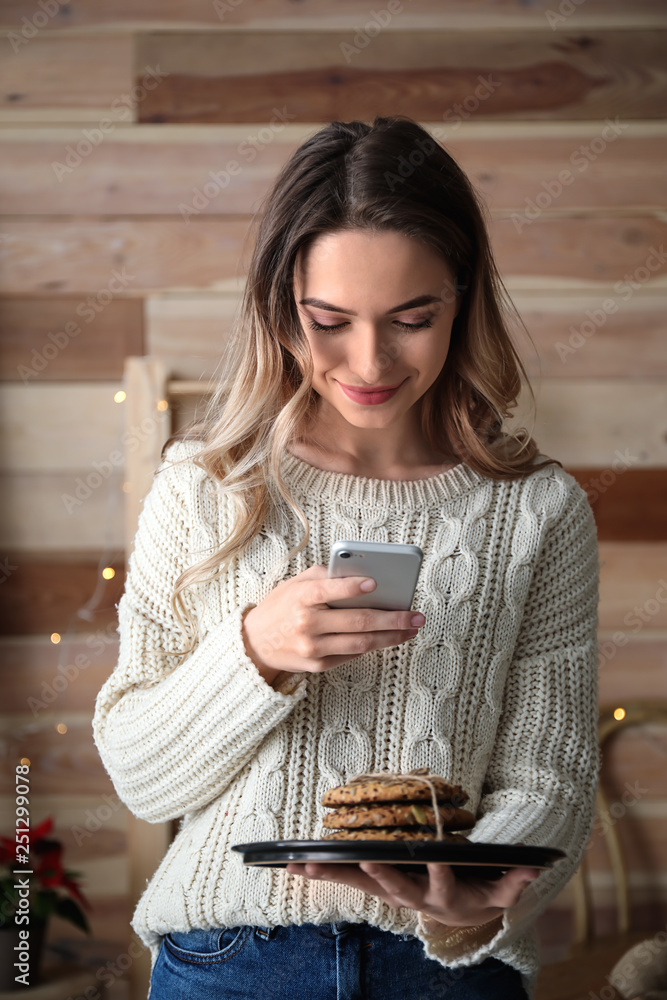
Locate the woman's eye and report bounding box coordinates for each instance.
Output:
[307,319,346,333]
[307,318,433,334]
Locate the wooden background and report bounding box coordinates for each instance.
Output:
[1,2,666,997]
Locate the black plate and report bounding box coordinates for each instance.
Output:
[231,839,566,881]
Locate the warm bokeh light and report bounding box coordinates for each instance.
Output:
[114,390,126,403]
[56,723,68,734]
[613,707,626,721]
[50,632,61,644]
[157,399,169,411]
[102,567,115,580]
[20,758,30,767]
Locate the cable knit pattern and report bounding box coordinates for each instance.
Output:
[92,439,600,999]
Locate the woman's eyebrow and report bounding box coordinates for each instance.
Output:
[298,294,442,315]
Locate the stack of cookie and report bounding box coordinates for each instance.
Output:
[320,773,475,841]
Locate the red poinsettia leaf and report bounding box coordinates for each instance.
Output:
[37,862,64,877]
[54,896,90,934]
[40,870,65,888]
[0,839,15,864]
[36,847,65,888]
[62,876,92,912]
[33,839,62,858]
[36,845,63,866]
[30,817,53,842]
[34,845,62,866]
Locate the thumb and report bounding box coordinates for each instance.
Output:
[297,564,329,577]
[491,867,540,908]
[507,866,541,889]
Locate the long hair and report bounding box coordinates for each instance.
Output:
[154,114,559,656]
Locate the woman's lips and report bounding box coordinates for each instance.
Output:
[337,379,407,405]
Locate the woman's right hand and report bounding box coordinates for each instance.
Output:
[241,564,425,678]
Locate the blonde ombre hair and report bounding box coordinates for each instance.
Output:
[156,115,561,656]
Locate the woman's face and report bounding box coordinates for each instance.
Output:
[293,229,460,447]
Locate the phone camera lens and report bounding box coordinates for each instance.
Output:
[339,551,351,559]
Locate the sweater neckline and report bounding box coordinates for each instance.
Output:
[279,449,486,508]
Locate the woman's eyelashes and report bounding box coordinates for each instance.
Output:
[307,317,434,334]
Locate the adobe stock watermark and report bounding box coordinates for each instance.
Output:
[555,244,667,363]
[545,0,587,30]
[384,76,502,192]
[587,780,648,848]
[512,117,629,234]
[423,964,466,997]
[580,447,639,505]
[7,0,66,52]
[27,621,119,717]
[179,106,297,222]
[598,576,667,670]
[51,65,169,181]
[62,937,149,1000]
[70,792,123,847]
[17,268,135,382]
[0,556,18,584]
[213,0,243,20]
[339,0,406,63]
[436,75,502,133]
[593,921,667,1000]
[61,415,161,514]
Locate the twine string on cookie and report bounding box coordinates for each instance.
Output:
[346,768,446,841]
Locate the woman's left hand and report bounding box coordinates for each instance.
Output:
[284,860,540,928]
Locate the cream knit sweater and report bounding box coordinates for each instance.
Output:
[92,438,600,999]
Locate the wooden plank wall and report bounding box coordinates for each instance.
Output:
[0,2,666,995]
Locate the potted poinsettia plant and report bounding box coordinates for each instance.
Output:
[0,817,91,988]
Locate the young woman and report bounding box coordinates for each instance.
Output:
[93,115,600,1000]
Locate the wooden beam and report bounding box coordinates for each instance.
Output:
[2,128,665,216]
[135,29,667,123]
[1,217,666,294]
[2,0,667,31]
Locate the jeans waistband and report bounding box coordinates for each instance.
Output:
[254,922,413,941]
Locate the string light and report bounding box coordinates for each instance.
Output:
[54,385,127,687]
[10,380,159,764]
[613,707,626,721]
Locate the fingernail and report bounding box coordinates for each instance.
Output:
[411,614,425,626]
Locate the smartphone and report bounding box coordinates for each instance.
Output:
[325,540,423,611]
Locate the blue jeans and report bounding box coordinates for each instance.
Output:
[148,920,528,999]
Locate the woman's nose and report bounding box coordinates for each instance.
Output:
[347,327,396,380]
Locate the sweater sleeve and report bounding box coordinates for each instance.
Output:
[416,478,600,962]
[92,442,308,824]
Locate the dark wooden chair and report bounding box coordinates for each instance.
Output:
[535,702,667,1000]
